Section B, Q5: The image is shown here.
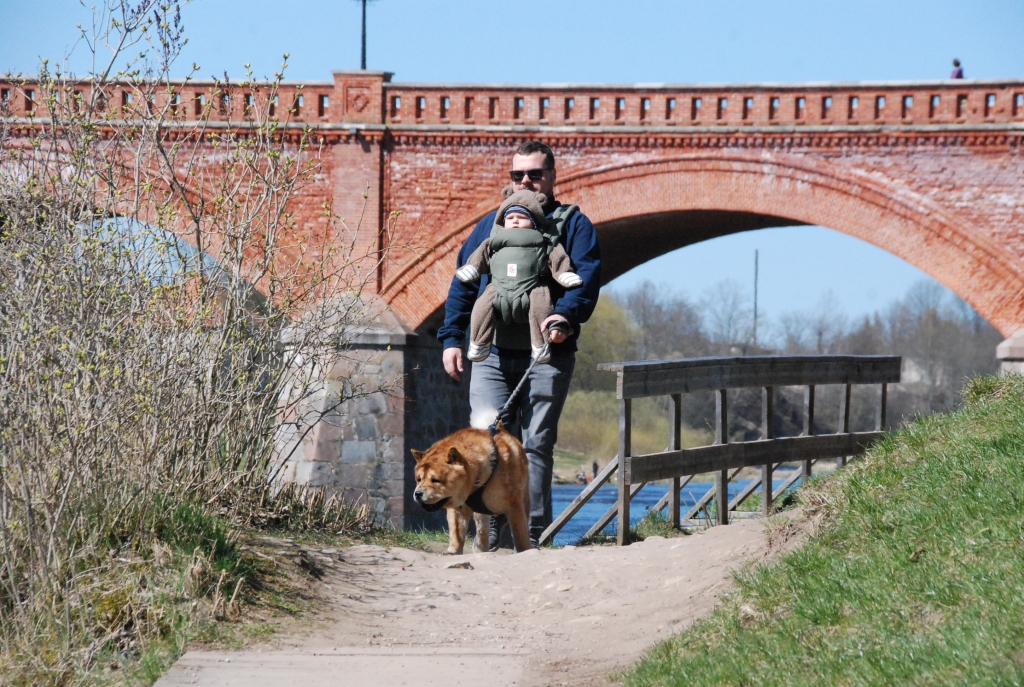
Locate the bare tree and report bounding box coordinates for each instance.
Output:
[0,0,395,677]
[621,280,706,360]
[700,279,753,348]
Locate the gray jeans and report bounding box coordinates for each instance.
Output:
[469,351,575,532]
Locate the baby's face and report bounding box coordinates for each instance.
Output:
[504,211,534,229]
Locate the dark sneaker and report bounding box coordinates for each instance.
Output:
[488,514,508,552]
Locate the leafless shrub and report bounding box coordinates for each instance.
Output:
[0,0,394,679]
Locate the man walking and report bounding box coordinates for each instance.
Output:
[438,141,601,548]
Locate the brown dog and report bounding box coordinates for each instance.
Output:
[411,424,532,554]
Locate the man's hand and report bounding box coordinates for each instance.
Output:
[542,314,571,344]
[443,347,464,381]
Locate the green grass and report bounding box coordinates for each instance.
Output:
[625,374,1024,686]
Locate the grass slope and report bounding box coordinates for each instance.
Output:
[627,375,1024,686]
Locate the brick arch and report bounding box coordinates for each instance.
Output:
[385,153,1024,336]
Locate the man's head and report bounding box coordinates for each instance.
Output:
[510,141,555,197]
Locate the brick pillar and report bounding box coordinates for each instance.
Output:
[997,329,1024,375]
[271,306,470,529]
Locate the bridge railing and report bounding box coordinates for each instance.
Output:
[539,354,901,547]
[382,82,1024,128]
[3,75,1023,129]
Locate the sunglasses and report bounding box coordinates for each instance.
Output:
[509,168,548,183]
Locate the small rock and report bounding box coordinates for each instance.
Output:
[556,584,573,592]
[446,561,474,570]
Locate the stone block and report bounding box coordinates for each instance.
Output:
[341,440,377,464]
[294,461,334,487]
[337,463,370,487]
[358,392,388,415]
[1001,360,1024,375]
[378,412,404,437]
[356,416,377,440]
[996,329,1024,362]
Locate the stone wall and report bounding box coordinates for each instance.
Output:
[271,306,470,529]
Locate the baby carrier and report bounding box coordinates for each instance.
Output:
[487,204,578,326]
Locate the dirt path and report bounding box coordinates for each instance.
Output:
[156,515,805,687]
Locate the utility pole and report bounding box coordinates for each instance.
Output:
[753,249,759,348]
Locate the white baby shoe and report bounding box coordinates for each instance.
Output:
[467,342,490,362]
[456,264,480,282]
[556,272,583,288]
[532,343,552,364]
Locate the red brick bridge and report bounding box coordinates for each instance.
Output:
[6,72,1024,525]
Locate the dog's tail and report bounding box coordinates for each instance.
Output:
[470,407,499,430]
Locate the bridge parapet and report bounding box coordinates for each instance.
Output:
[383,80,1024,129]
[3,73,1024,129]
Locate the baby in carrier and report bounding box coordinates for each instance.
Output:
[455,187,583,364]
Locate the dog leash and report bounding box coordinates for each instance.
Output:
[477,354,542,512]
[487,320,571,437]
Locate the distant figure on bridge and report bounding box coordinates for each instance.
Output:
[951,59,964,79]
[440,141,602,549]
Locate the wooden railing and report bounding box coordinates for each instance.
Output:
[539,355,901,546]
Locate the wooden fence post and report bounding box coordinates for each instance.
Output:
[803,384,815,478]
[877,383,888,431]
[761,386,774,517]
[839,383,851,466]
[617,398,632,546]
[715,389,729,526]
[669,393,682,528]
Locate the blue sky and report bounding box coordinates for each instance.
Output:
[3,0,1022,328]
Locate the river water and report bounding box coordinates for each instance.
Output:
[549,474,801,546]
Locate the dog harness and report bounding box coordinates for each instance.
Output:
[464,446,500,515]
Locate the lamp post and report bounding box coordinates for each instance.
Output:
[354,0,382,70]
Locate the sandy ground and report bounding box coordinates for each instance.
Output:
[156,514,806,687]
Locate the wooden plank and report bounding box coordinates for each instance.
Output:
[839,383,851,467]
[761,386,774,517]
[649,474,695,515]
[597,355,901,399]
[716,467,730,525]
[625,431,885,484]
[669,393,682,528]
[617,398,632,546]
[803,384,815,478]
[538,455,618,546]
[877,382,888,431]
[772,464,808,501]
[585,482,646,540]
[729,461,784,511]
[683,469,743,521]
[716,389,729,526]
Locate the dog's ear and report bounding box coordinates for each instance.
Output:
[411,449,424,463]
[446,447,463,465]
[494,419,505,433]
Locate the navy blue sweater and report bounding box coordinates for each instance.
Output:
[438,201,602,354]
